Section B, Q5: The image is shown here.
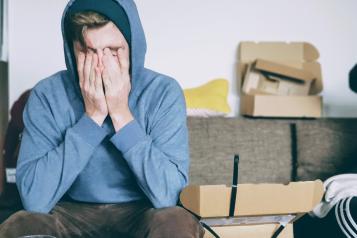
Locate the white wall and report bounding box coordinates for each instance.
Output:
[9,0,357,117]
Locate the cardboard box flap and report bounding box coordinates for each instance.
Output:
[180,185,229,217]
[239,42,319,63]
[238,41,323,94]
[313,180,325,206]
[179,184,201,215]
[302,62,323,95]
[254,59,315,82]
[180,180,324,218]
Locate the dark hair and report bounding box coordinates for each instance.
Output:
[67,11,109,49]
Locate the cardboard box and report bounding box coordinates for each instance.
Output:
[240,94,322,118]
[180,180,324,238]
[242,59,316,96]
[239,42,323,118]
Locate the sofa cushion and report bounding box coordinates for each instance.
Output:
[296,119,357,181]
[187,117,292,185]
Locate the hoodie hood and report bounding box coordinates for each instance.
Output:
[61,0,147,94]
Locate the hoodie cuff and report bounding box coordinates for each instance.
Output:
[72,114,108,147]
[110,119,147,153]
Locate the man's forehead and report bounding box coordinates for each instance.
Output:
[83,22,123,49]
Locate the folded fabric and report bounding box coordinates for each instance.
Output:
[311,174,357,218]
[183,79,231,117]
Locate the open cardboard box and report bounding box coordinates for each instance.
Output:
[180,180,324,238]
[243,59,316,96]
[238,42,323,118]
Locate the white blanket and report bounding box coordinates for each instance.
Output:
[311,174,357,218]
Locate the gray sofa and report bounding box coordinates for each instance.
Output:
[187,117,357,185]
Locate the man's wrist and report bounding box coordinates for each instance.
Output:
[111,111,134,132]
[86,113,106,126]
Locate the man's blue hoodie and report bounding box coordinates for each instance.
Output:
[16,0,190,213]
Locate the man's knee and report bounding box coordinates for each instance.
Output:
[145,206,204,238]
[0,210,55,237]
[2,210,40,225]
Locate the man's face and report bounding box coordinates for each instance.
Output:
[73,21,129,71]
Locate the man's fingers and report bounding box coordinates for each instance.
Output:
[77,52,85,86]
[103,48,121,73]
[102,50,110,91]
[83,53,93,88]
[97,49,104,72]
[102,48,112,68]
[102,66,110,92]
[89,54,98,87]
[95,66,104,93]
[117,47,130,73]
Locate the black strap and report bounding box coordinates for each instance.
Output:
[178,203,221,238]
[179,154,240,237]
[229,154,240,217]
[200,221,220,238]
[271,225,285,238]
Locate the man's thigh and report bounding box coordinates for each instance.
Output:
[0,202,107,238]
[125,206,205,238]
[0,200,150,238]
[0,200,204,238]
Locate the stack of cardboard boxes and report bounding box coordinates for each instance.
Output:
[239,42,323,118]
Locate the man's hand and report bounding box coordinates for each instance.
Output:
[102,47,134,132]
[77,52,108,126]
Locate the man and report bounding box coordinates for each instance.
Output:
[0,0,204,237]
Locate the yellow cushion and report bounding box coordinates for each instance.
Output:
[184,79,231,117]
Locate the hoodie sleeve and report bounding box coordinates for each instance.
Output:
[110,80,190,208]
[16,89,107,213]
